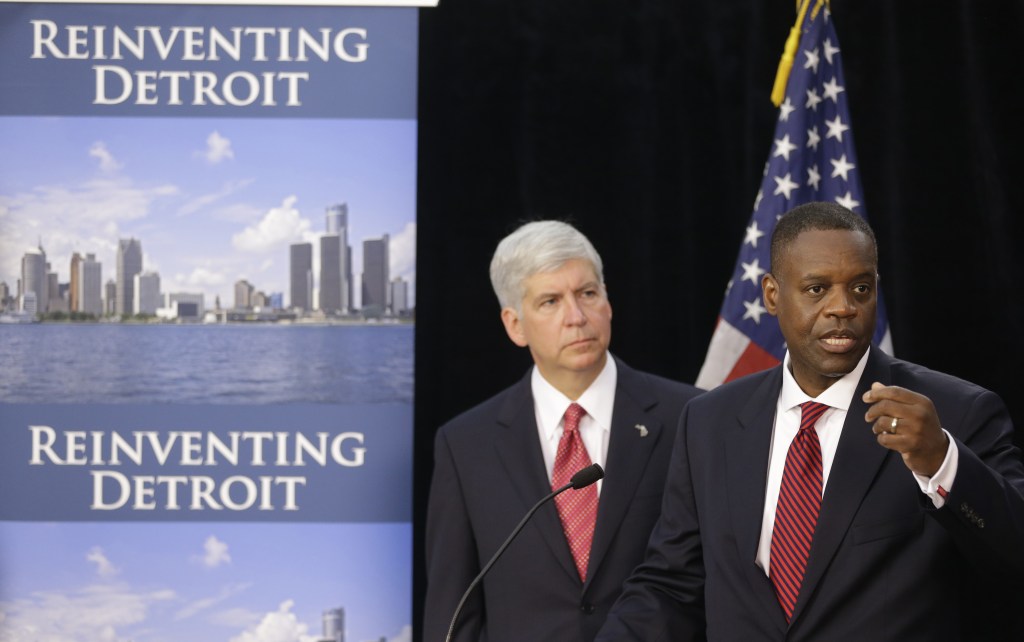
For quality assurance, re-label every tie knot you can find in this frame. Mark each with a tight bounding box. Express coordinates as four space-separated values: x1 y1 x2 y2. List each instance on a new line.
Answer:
563 403 586 434
799 401 830 431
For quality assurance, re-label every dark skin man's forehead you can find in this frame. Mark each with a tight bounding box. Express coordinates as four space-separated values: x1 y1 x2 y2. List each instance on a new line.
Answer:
773 229 877 279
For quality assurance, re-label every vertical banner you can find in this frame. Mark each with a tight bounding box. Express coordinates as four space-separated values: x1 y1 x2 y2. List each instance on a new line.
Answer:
0 2 419 641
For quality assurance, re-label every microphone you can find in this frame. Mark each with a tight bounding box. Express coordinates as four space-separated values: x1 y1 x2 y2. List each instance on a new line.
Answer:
444 463 604 642
569 462 604 490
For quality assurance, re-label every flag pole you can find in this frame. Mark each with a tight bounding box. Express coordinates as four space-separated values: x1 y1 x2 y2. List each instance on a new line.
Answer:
771 0 818 107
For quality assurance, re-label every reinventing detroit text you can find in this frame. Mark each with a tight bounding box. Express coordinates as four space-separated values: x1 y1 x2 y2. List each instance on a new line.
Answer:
30 425 367 511
30 19 370 107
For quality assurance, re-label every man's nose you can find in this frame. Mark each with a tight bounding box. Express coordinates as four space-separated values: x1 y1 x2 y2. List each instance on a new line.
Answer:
825 289 857 318
564 297 587 325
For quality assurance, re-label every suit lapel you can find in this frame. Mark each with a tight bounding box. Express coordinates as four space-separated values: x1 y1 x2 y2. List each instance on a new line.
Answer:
726 366 789 635
493 371 580 583
584 361 663 590
791 349 895 624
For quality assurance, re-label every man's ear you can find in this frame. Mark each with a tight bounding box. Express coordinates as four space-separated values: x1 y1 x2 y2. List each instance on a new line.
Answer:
500 307 529 347
762 273 780 316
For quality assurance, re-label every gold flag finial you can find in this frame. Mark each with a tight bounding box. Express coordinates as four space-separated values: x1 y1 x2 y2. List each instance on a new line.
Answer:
770 0 822 106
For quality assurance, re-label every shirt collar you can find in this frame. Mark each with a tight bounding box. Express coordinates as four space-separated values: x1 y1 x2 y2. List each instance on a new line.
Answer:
532 354 617 441
779 346 871 412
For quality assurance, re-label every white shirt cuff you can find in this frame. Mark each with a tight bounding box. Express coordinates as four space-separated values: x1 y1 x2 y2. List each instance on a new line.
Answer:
912 429 958 508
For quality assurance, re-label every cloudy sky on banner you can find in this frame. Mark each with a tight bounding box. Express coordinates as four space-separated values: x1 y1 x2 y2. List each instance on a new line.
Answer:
0 522 412 642
0 116 416 309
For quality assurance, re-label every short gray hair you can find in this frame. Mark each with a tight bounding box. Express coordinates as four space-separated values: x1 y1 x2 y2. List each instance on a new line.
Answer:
489 220 605 311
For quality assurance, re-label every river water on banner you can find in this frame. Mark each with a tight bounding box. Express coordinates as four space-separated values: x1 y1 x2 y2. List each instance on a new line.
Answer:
0 322 413 404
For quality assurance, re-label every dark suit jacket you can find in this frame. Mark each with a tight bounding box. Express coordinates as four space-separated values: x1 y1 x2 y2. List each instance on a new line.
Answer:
423 357 701 642
598 348 1024 641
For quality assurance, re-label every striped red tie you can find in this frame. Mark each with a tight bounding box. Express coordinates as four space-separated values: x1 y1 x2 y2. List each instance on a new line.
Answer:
770 401 828 622
551 402 598 582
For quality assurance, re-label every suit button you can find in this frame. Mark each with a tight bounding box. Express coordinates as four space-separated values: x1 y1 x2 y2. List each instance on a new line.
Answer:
580 603 595 614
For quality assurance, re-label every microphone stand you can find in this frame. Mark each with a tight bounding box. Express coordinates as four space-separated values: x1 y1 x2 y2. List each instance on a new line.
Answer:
444 463 604 642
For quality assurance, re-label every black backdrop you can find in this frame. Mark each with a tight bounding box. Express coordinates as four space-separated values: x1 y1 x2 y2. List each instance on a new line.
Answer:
412 1 1024 637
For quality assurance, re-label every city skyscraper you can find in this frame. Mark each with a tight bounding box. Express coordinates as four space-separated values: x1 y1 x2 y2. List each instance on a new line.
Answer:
362 234 389 314
322 607 344 642
46 270 63 312
69 252 82 312
21 291 38 315
116 238 142 316
289 242 313 312
325 202 347 235
20 244 47 313
323 203 351 313
345 246 353 311
134 271 161 315
319 234 346 314
78 253 103 316
390 276 408 316
104 279 116 315
234 279 254 310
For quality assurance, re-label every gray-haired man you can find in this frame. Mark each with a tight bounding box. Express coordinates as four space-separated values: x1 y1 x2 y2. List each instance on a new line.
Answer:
424 220 701 641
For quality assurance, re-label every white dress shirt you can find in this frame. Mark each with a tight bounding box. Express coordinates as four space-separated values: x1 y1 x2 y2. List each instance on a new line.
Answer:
532 355 616 495
754 348 959 574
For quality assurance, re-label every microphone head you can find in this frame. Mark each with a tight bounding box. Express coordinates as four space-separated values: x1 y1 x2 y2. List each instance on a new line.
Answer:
570 463 604 489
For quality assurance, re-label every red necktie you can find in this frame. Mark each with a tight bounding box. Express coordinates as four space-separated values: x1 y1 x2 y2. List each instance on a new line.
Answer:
770 401 828 622
551 402 598 582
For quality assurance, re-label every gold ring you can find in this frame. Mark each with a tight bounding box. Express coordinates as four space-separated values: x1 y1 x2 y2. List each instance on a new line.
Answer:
890 417 899 434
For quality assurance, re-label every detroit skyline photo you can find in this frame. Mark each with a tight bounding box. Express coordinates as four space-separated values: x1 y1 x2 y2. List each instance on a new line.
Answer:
0 116 416 318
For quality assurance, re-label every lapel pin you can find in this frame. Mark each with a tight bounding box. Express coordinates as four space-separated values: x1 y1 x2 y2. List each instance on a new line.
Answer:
635 424 648 437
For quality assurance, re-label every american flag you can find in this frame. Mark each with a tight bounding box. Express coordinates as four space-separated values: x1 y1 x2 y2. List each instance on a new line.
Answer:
696 2 892 389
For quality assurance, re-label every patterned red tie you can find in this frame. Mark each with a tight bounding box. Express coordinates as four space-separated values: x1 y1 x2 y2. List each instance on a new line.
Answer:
551 402 599 582
770 401 828 622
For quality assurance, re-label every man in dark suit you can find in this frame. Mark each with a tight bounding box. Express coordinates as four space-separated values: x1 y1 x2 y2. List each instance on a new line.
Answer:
423 220 701 642
598 201 1024 641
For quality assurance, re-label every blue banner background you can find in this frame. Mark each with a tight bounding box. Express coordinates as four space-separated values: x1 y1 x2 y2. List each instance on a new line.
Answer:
0 402 411 522
0 3 417 118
